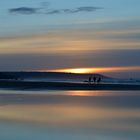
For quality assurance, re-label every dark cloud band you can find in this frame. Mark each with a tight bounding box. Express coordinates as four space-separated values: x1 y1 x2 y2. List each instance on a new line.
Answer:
9 7 38 14
9 4 102 15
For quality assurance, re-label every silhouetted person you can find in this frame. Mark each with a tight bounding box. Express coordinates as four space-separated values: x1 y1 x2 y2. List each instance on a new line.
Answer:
97 77 101 84
88 77 92 84
93 76 96 84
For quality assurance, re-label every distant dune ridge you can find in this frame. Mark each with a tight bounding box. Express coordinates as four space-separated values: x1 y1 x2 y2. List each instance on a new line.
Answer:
0 72 18 80
0 72 110 81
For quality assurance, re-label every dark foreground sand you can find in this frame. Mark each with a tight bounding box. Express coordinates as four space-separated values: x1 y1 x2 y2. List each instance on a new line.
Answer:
0 80 140 90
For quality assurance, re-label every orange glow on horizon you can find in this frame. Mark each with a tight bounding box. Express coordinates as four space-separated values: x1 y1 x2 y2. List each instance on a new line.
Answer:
46 66 140 74
57 68 95 74
47 68 96 74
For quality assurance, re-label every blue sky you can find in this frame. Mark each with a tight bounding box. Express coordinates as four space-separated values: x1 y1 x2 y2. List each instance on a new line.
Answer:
1 0 140 35
0 0 140 78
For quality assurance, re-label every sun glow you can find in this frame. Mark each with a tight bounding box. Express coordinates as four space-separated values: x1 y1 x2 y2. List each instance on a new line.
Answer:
48 68 97 74
47 66 140 74
61 68 94 74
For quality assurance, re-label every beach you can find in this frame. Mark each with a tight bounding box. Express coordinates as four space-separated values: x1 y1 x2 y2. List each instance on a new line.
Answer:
0 0 140 139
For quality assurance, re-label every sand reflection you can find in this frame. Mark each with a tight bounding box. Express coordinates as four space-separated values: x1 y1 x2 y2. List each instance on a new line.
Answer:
0 90 140 133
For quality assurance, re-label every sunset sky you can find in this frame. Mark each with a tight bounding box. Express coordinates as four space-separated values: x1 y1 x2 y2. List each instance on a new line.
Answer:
0 0 140 78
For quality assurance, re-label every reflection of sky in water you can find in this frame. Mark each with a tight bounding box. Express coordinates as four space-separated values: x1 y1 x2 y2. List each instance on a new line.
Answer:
0 90 140 140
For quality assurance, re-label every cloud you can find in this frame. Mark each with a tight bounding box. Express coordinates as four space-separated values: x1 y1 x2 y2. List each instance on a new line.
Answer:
43 6 102 15
59 6 101 14
72 6 102 13
46 10 61 15
8 2 102 15
9 7 38 14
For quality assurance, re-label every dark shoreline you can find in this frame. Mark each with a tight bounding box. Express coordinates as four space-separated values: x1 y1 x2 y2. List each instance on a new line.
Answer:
0 80 140 90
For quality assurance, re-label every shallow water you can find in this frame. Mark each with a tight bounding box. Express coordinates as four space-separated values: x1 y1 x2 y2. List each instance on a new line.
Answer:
0 90 140 140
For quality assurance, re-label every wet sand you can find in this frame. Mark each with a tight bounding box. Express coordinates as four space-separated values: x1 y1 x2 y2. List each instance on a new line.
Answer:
0 90 140 140
0 81 140 90
0 80 140 90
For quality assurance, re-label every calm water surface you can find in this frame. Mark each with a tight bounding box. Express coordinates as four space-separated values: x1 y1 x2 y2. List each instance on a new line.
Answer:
0 90 140 140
